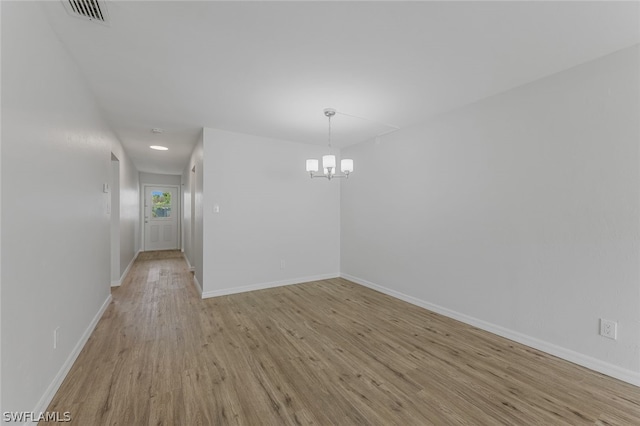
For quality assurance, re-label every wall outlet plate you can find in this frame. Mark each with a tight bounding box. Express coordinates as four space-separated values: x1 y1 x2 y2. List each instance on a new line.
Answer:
600 318 617 340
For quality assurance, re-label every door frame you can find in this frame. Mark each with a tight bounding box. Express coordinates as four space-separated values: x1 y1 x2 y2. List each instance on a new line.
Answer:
141 184 181 251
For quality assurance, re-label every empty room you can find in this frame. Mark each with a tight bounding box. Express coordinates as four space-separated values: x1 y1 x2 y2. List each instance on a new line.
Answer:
1 1 639 424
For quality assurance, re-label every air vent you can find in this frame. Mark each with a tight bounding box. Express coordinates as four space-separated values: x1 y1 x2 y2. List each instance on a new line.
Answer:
62 0 109 25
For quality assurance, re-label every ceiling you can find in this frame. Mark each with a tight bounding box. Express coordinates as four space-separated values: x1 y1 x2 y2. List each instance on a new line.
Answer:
41 1 639 174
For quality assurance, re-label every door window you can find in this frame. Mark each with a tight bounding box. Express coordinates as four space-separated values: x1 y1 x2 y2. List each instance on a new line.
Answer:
151 190 172 218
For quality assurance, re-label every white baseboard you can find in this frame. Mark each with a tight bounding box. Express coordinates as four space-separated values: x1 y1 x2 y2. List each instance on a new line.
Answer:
30 294 112 421
192 274 202 296
181 253 201 296
110 250 140 287
183 253 196 273
341 273 640 388
202 273 340 299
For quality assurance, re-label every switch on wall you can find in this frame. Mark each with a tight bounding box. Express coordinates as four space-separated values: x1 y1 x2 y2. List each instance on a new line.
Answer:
214 204 220 213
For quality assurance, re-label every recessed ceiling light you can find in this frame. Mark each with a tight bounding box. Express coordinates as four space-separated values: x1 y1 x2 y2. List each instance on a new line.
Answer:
151 128 164 134
150 145 168 151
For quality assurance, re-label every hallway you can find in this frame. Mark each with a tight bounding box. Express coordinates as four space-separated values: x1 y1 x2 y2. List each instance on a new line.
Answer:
45 251 199 424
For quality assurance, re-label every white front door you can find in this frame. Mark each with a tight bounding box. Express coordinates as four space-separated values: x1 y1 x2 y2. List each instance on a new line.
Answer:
144 186 178 251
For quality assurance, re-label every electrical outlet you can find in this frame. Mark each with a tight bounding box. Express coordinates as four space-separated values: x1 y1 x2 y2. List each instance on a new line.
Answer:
600 319 617 340
280 259 285 269
54 327 60 349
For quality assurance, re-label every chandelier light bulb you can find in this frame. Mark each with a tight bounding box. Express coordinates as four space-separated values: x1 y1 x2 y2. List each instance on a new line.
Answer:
322 155 336 170
341 159 353 173
306 159 319 172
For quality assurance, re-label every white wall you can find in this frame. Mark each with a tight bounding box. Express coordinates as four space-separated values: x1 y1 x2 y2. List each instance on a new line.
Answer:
182 166 192 265
1 1 137 414
201 128 340 297
111 143 140 281
110 159 121 282
139 172 182 186
0 0 3 411
183 133 204 289
341 45 640 384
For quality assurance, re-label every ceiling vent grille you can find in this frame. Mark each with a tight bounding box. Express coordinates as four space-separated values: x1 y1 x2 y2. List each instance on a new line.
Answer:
62 0 110 25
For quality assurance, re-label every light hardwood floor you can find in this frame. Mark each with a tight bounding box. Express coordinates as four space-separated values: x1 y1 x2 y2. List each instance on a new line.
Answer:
45 250 640 425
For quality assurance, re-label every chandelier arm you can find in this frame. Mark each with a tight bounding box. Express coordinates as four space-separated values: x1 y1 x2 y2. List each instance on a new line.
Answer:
309 175 350 179
309 173 349 180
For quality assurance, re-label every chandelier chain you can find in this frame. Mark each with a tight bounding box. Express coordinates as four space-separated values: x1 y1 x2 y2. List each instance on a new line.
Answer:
328 114 332 153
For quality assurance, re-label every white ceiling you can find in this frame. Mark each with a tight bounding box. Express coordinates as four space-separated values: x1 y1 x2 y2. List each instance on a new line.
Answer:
41 1 639 174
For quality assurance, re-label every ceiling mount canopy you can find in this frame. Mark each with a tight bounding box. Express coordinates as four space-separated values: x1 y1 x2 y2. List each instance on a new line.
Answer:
306 108 354 180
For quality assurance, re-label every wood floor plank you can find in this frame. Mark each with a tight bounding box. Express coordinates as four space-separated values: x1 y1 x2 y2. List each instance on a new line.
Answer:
44 251 640 425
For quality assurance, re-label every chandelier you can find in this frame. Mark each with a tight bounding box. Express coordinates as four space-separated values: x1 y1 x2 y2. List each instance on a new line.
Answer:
306 108 353 180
